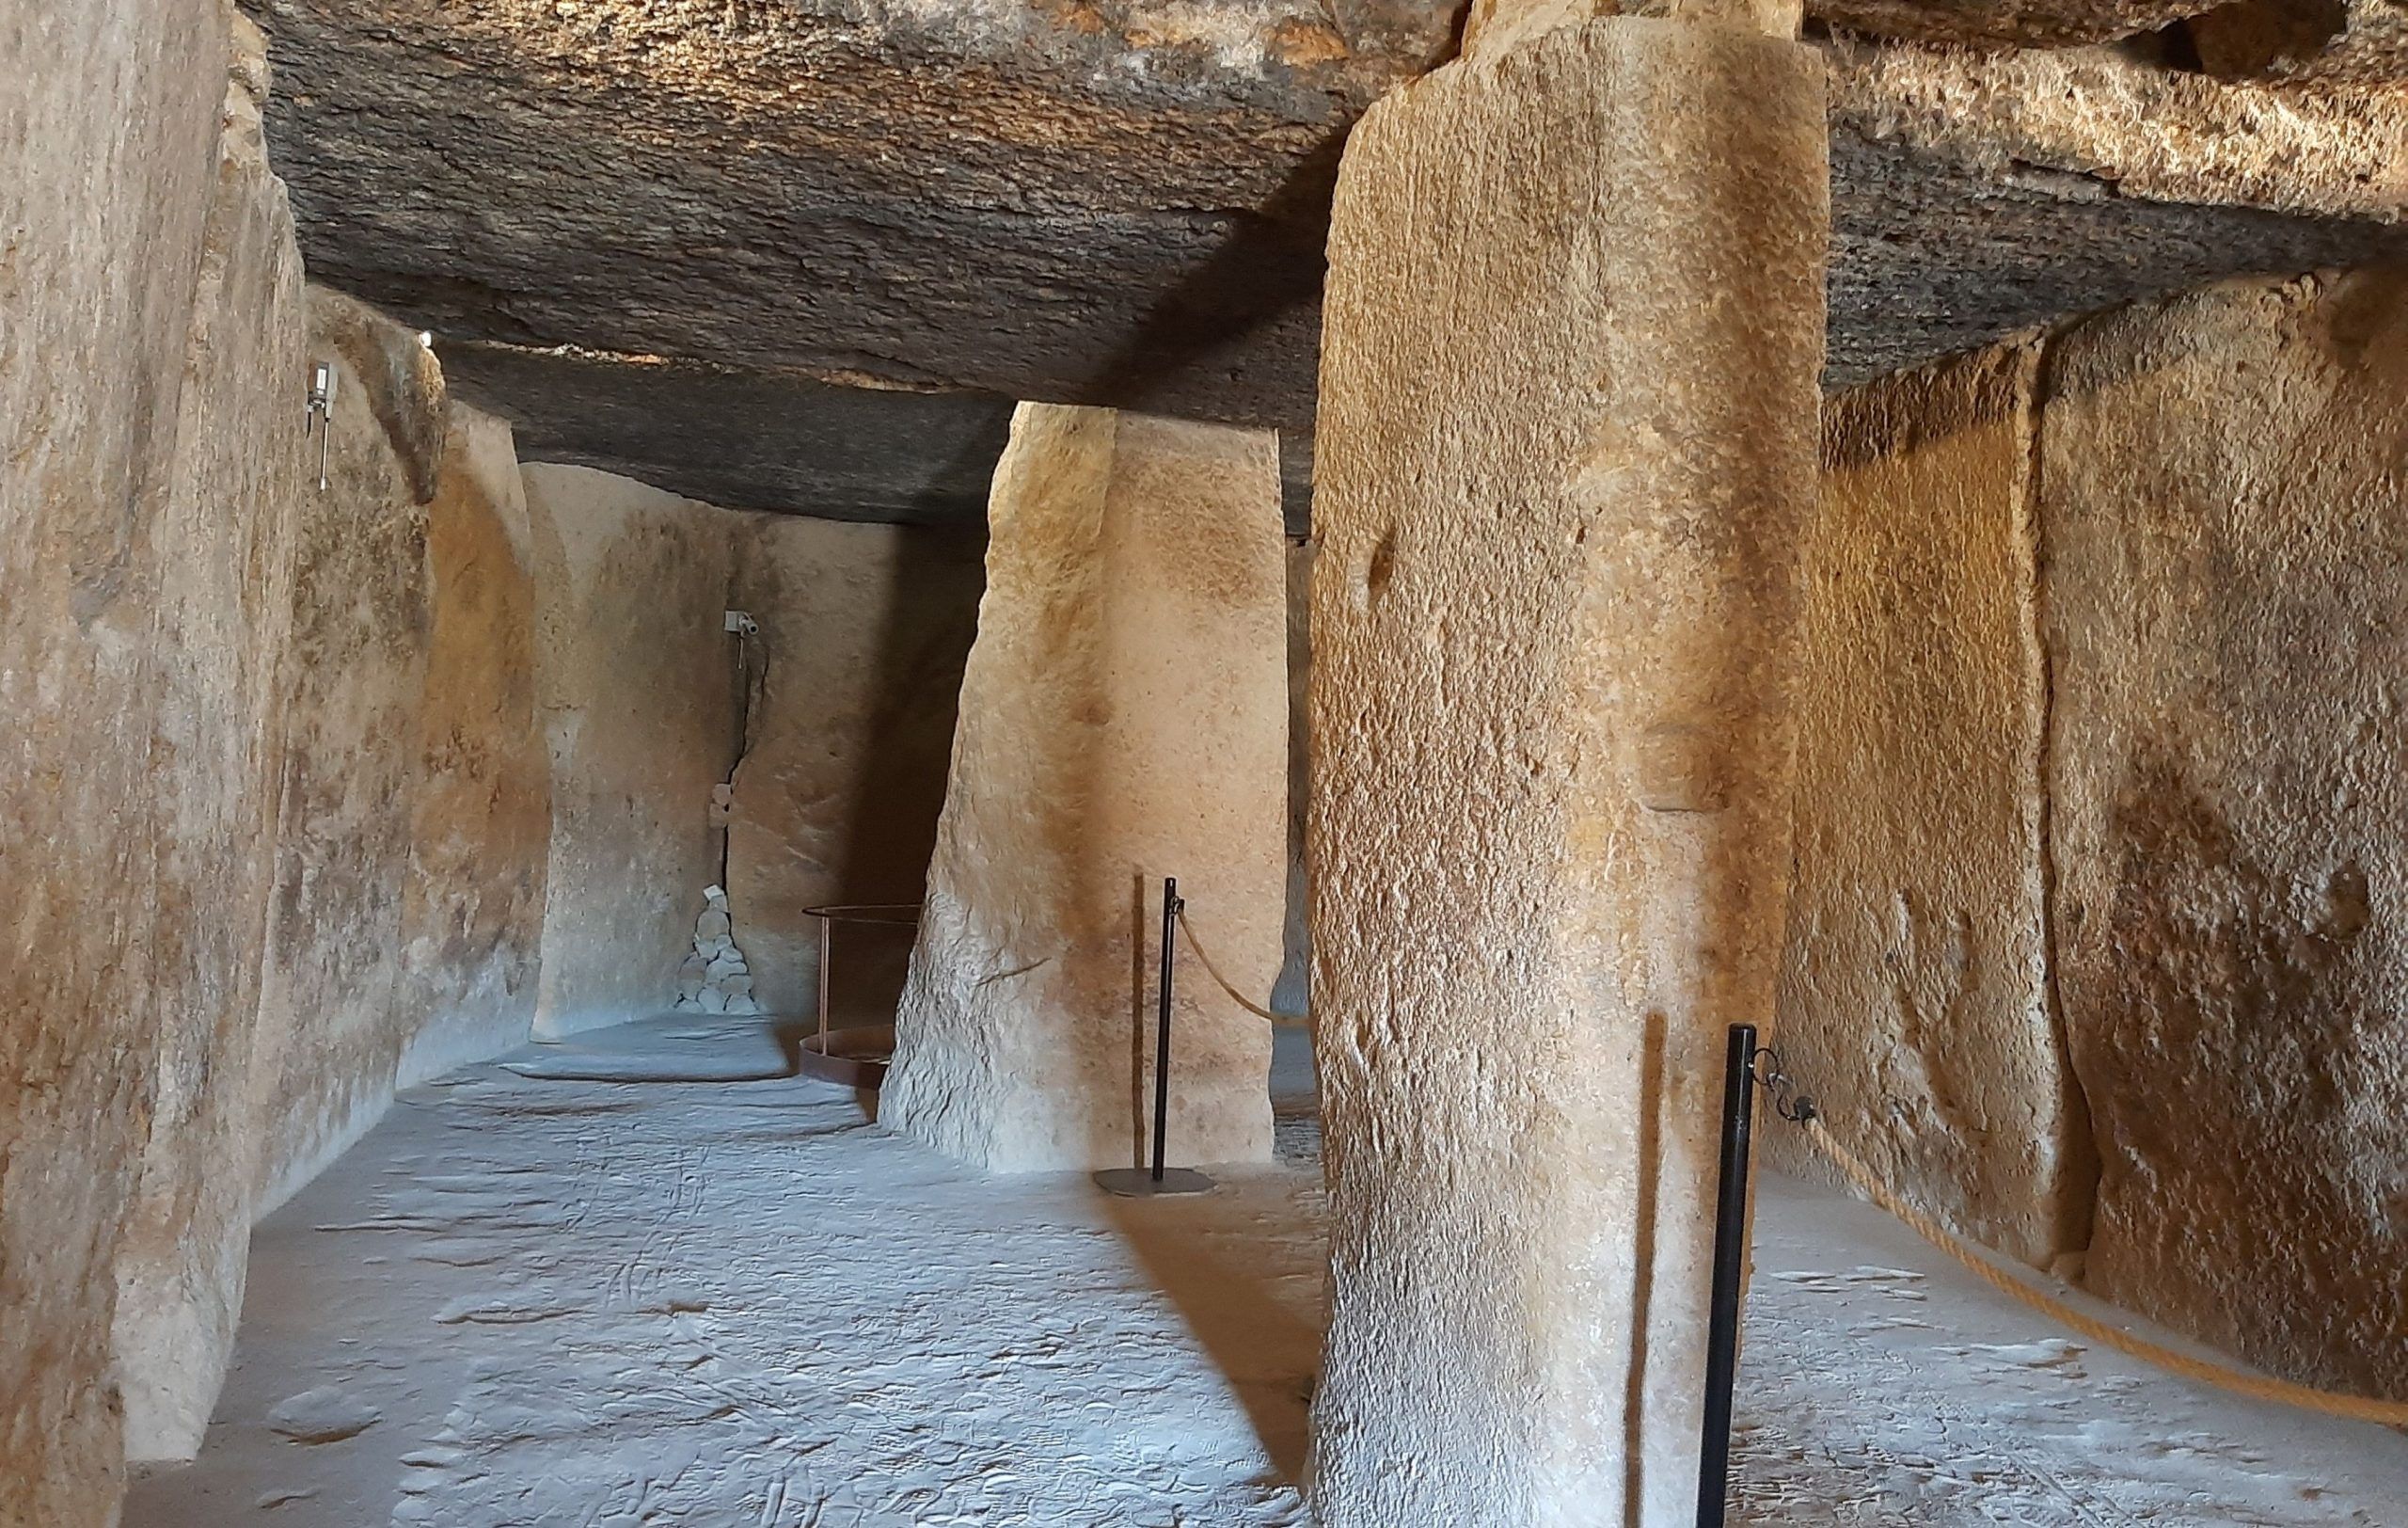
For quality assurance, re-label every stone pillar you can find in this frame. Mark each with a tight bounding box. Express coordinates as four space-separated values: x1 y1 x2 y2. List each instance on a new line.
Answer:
1306 11 1827 1526
886 404 1286 1173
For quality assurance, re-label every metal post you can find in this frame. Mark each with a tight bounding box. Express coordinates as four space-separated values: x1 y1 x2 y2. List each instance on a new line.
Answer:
1092 877 1212 1197
816 914 832 1058
1150 876 1180 1182
1697 1023 1758 1528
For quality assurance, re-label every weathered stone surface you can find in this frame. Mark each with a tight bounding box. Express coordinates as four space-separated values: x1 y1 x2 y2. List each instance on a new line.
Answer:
1771 344 2095 1270
0 2 229 1514
444 342 1019 524
2040 267 2408 1400
888 406 1286 1173
244 289 442 1212
1306 18 1825 1522
112 18 310 1464
1815 0 2208 46
245 3 2408 517
524 466 737 1038
723 517 984 1020
246 0 1455 427
392 408 552 1088
1824 40 2408 389
2189 0 2408 87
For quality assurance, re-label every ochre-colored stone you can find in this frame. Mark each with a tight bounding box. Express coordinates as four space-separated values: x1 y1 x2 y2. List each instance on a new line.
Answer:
1771 343 2095 1271
1306 17 1826 1523
112 21 310 1462
393 408 552 1087
0 7 234 1514
2040 268 2408 1402
523 465 737 1038
887 406 1287 1173
723 516 983 1020
244 288 443 1212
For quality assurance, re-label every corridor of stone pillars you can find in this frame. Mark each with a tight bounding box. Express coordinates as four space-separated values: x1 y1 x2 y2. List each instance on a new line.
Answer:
11 1 2408 1525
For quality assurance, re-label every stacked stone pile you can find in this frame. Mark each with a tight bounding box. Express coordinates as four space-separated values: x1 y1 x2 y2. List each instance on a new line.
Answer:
676 886 760 1015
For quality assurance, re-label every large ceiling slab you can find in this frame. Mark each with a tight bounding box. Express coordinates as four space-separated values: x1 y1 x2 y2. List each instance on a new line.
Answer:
249 0 2408 522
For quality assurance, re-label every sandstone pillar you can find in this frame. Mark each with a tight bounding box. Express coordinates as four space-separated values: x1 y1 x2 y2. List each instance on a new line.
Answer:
886 405 1286 1173
1305 11 1827 1524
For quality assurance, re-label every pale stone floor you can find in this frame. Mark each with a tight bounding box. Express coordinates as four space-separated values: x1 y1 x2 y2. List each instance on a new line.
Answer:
127 1018 2408 1526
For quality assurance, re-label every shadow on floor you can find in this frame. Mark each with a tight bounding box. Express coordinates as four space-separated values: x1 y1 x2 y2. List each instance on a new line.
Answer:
1092 1024 1325 1486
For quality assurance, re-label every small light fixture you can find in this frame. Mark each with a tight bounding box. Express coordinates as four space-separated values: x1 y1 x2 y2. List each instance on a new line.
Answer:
306 361 337 489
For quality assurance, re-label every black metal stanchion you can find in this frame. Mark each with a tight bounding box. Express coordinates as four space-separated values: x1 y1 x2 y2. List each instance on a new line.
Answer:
1697 1022 1758 1528
1095 876 1212 1198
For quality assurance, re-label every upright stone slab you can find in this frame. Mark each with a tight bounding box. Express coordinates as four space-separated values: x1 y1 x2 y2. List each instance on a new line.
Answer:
243 289 444 1213
1771 345 2095 1271
521 466 737 1039
2042 269 2408 1401
886 406 1286 1173
1307 16 1827 1524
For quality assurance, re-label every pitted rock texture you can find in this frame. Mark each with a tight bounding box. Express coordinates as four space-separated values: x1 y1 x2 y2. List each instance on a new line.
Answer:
1306 19 1825 1523
524 465 738 1039
2190 0 2408 87
244 288 444 1214
246 5 2408 517
887 406 1286 1174
1771 344 2096 1271
112 19 311 1464
2040 267 2408 1403
245 0 1457 427
723 516 984 1021
392 408 552 1089
3 5 260 1512
444 343 1018 525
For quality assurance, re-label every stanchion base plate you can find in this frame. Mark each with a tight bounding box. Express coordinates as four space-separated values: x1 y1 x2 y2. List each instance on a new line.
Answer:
1093 1167 1214 1198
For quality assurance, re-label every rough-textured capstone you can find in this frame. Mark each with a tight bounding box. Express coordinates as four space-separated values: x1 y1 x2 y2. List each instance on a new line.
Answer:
523 465 737 1039
1771 343 2096 1271
1306 16 1825 1522
723 516 984 1020
111 16 310 1463
886 406 1287 1173
245 2 2408 520
2041 267 2408 1402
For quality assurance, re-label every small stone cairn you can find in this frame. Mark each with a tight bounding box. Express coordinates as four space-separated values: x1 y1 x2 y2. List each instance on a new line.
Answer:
676 884 760 1016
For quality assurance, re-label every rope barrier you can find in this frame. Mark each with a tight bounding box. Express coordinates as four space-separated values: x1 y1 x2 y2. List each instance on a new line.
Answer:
1797 1113 2408 1428
1172 906 1308 1027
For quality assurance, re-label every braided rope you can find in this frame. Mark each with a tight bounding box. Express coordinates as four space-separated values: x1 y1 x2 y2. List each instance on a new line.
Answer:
1173 907 1307 1027
1800 1117 2408 1428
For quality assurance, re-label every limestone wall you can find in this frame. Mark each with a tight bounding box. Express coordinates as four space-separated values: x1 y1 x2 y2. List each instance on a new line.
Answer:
2041 269 2408 1401
110 21 311 1462
393 410 552 1088
1773 345 2095 1270
1783 267 2408 1399
242 290 443 1212
723 515 983 1021
524 466 738 1038
1 1 238 1517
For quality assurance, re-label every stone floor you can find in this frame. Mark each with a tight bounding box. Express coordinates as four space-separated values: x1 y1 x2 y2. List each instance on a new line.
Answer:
125 1017 2408 1526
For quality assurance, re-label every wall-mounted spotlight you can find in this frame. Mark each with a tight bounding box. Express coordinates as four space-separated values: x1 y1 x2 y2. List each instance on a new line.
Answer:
306 360 337 490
